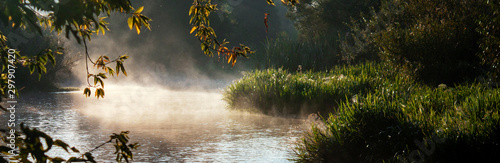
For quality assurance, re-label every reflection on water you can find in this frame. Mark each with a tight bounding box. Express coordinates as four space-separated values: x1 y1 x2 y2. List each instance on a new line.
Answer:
0 86 305 162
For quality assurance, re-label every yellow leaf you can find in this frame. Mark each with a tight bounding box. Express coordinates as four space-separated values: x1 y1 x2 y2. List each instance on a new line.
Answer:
135 24 140 34
190 26 197 34
266 0 275 6
134 6 144 14
189 5 195 15
232 57 237 67
127 17 133 29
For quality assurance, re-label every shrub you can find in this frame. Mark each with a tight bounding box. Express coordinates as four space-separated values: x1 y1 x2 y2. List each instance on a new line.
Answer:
341 0 500 85
476 1 500 81
286 0 382 40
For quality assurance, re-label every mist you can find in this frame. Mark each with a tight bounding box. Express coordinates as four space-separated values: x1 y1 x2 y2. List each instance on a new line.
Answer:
1 1 305 161
66 0 295 90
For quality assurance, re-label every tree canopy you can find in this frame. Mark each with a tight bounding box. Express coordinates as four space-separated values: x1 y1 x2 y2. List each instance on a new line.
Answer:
1 0 298 99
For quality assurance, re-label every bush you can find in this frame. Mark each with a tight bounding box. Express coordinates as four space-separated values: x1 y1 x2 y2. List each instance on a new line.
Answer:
476 1 500 81
286 0 381 40
341 0 500 85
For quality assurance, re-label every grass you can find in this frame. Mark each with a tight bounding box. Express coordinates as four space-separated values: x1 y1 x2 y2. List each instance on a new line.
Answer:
223 62 500 162
253 35 341 71
223 62 410 116
295 82 500 162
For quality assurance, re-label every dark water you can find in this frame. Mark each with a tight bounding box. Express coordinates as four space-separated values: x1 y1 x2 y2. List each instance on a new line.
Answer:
0 86 305 162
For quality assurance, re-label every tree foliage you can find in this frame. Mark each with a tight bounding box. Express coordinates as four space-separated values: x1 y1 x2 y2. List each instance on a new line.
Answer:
0 0 151 98
0 124 138 163
189 0 298 67
0 0 149 162
341 0 500 85
286 0 381 40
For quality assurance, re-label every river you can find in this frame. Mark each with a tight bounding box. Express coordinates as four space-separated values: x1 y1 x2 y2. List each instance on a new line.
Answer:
0 85 306 162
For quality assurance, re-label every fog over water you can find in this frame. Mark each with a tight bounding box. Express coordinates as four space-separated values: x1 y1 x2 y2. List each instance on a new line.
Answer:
0 1 306 161
0 85 305 161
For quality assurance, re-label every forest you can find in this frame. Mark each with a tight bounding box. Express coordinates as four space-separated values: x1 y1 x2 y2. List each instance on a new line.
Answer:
1 0 500 162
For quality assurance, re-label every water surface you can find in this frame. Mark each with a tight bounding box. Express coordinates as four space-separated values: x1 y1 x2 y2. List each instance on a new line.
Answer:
1 86 305 162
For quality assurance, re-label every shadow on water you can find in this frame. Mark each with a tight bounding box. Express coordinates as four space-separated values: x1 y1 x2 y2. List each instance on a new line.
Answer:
1 85 306 162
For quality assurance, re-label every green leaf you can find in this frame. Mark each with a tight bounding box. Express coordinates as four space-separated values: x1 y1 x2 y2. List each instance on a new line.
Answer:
120 64 127 76
94 75 98 86
98 73 108 79
29 64 35 74
99 78 104 88
108 67 115 76
116 61 121 76
48 51 56 65
39 52 48 64
38 64 47 73
120 54 129 60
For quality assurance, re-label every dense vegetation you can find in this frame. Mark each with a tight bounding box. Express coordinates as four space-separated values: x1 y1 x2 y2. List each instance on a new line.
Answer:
224 0 500 162
224 62 402 116
292 63 500 162
225 61 500 162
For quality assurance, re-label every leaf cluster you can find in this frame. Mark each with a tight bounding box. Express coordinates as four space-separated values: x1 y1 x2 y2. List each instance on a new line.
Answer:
0 124 139 162
127 6 151 35
189 0 298 67
0 123 80 162
0 33 62 100
0 0 150 43
1 0 151 99
83 54 128 98
110 131 139 163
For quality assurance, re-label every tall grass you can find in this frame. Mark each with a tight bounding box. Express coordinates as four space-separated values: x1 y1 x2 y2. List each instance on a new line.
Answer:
253 35 341 71
223 62 412 116
293 73 500 162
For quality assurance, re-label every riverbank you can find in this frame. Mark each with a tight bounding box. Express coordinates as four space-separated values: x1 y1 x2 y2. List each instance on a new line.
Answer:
224 62 500 162
223 62 408 117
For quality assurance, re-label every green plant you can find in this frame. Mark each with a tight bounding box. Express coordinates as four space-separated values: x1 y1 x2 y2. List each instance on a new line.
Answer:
294 75 500 162
0 124 138 163
342 0 499 85
255 34 341 71
223 62 410 116
286 0 382 40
